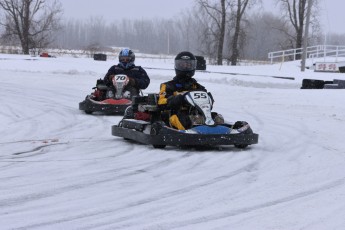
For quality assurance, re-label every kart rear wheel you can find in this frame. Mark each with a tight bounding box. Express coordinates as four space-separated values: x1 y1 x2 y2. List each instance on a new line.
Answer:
151 122 166 149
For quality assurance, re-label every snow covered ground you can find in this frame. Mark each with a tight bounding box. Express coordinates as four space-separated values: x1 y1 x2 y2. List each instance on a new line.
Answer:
0 53 344 230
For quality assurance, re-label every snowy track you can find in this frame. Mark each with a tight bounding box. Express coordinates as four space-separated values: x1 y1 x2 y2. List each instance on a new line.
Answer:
1 56 345 230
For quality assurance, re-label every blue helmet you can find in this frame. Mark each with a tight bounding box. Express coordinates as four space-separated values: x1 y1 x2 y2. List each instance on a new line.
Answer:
119 48 135 69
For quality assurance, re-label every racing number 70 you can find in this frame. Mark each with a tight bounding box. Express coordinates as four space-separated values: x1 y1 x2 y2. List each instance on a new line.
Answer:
116 75 127 81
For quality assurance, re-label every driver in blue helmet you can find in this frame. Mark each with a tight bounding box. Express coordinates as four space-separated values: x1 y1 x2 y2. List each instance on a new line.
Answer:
103 48 150 97
158 51 223 130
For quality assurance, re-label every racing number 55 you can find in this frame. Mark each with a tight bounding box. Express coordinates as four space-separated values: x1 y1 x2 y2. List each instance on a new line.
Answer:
194 92 207 99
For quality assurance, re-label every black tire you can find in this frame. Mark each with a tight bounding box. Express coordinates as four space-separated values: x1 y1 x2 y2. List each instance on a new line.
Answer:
301 79 325 89
334 79 345 88
235 144 248 149
195 56 206 70
150 122 166 149
94 53 107 61
85 110 92 114
123 106 134 119
153 144 166 149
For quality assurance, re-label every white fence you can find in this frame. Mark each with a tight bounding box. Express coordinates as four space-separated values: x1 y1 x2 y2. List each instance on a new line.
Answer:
308 45 345 61
268 45 345 64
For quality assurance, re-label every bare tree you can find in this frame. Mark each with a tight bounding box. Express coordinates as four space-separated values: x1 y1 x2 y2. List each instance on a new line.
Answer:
229 0 255 65
0 0 62 54
197 0 229 65
191 8 216 59
276 0 319 59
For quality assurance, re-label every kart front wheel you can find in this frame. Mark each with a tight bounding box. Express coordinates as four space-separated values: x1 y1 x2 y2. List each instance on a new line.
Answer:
234 144 248 149
152 144 166 149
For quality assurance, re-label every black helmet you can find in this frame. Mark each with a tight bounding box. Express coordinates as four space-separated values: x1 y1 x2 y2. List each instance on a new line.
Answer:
174 51 197 78
119 48 135 69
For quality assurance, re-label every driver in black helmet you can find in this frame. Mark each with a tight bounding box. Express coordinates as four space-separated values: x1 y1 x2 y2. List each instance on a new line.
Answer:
102 48 150 97
158 51 222 130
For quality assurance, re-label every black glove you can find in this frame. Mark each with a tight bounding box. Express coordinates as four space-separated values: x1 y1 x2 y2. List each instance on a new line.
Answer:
108 74 115 81
168 94 185 108
177 94 185 104
127 77 136 86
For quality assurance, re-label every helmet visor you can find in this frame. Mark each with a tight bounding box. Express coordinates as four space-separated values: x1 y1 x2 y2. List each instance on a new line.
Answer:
119 56 132 63
175 59 197 71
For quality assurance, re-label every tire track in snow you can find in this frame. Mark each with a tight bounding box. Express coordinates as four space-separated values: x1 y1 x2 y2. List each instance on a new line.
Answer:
11 159 261 230
140 176 345 230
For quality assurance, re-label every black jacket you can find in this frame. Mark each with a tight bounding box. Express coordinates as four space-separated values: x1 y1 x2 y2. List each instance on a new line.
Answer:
158 76 206 110
104 64 150 89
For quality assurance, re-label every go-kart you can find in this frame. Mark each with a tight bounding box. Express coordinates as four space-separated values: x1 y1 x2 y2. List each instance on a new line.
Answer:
79 74 140 115
111 91 259 149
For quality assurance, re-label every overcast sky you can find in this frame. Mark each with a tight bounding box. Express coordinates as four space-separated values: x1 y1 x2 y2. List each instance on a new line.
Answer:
59 0 345 35
59 0 194 21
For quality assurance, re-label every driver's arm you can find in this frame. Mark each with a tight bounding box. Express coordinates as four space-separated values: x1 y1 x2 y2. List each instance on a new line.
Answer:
158 83 185 109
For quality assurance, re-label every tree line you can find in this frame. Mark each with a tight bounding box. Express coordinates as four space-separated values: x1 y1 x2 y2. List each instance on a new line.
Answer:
1 0 345 65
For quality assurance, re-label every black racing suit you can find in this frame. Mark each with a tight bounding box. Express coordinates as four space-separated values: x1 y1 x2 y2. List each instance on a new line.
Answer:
158 76 207 130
